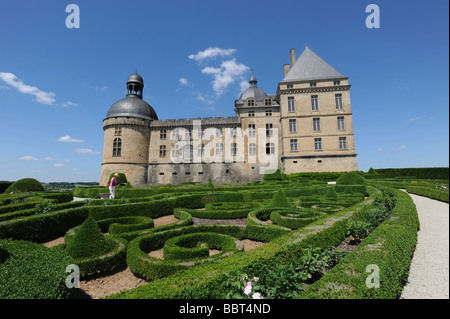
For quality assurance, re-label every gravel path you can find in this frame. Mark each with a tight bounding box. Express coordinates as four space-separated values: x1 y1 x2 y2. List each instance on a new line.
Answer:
400 192 449 299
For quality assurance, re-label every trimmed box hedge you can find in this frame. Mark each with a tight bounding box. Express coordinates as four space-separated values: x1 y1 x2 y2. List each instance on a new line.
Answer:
109 189 377 299
298 187 419 299
405 186 449 203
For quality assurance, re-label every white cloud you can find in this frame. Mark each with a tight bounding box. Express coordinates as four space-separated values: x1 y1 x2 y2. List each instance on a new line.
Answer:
188 47 237 62
390 145 406 151
405 116 422 125
72 168 78 171
61 101 78 107
44 157 54 161
75 148 100 155
377 148 383 152
58 135 84 143
195 92 215 105
18 155 38 161
179 78 190 86
239 80 250 93
54 163 65 168
0 72 56 105
201 59 250 96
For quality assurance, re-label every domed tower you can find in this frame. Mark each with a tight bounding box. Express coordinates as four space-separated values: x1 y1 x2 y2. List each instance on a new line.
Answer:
100 72 158 186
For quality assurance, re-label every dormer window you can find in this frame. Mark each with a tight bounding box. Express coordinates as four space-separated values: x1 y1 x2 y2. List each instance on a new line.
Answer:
264 98 272 106
247 99 255 106
310 82 317 87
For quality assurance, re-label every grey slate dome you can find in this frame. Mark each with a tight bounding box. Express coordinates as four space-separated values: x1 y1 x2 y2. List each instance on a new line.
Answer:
106 72 158 120
127 73 144 84
239 74 267 100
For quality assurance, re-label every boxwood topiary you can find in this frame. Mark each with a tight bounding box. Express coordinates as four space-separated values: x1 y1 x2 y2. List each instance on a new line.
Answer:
5 178 44 193
267 189 291 208
336 172 367 185
0 239 75 299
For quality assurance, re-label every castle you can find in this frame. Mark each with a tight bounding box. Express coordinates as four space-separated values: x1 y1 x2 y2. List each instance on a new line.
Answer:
100 46 358 186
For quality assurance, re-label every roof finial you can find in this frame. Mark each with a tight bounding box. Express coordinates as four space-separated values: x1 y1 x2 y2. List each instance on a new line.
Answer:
135 69 138 74
305 43 308 48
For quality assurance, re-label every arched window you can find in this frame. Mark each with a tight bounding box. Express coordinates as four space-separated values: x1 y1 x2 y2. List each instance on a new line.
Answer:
113 138 122 157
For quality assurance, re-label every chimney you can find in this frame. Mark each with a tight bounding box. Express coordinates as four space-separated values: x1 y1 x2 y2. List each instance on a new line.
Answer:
283 64 290 77
290 48 296 67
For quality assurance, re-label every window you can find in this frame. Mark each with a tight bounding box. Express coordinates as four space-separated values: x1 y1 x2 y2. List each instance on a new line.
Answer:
185 128 192 140
182 144 193 161
247 99 255 106
172 128 180 140
313 118 321 131
248 124 256 137
248 111 255 117
249 142 256 155
288 97 295 112
112 138 121 157
114 127 121 136
266 123 273 136
335 94 343 110
265 110 272 117
197 144 205 157
289 119 297 132
230 127 238 137
314 138 322 150
266 142 275 155
339 137 348 149
171 144 180 158
231 143 237 156
287 84 293 89
334 81 341 85
160 129 167 139
311 95 319 111
337 116 345 130
310 82 317 87
159 145 166 158
290 139 298 151
264 98 272 106
216 142 223 156
216 128 223 137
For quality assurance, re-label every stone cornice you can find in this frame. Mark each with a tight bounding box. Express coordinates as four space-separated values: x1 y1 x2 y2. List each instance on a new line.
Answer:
278 85 351 96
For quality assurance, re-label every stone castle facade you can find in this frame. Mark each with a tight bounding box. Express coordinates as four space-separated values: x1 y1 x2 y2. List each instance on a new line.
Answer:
100 47 358 186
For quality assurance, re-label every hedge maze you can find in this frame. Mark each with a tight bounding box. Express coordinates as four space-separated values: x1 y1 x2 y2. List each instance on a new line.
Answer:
0 173 429 299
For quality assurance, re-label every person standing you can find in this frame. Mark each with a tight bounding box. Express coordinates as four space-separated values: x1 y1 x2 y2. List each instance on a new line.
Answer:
108 173 119 199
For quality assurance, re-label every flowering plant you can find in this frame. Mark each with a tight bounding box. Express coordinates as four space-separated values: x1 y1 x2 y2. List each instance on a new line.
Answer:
221 273 265 299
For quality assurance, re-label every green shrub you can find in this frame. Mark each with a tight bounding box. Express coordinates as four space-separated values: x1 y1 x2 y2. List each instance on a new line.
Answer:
109 172 128 184
207 178 214 188
5 178 44 193
375 167 449 180
267 189 291 208
64 216 127 277
405 186 449 203
299 188 419 299
34 199 57 215
0 239 75 299
336 172 367 185
345 220 372 244
325 187 338 199
0 182 14 194
65 216 114 259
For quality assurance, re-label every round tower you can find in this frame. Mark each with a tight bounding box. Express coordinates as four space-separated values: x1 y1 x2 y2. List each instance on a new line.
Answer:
100 72 158 186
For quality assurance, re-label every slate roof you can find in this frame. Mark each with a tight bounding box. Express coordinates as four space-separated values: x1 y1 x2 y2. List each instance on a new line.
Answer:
281 47 346 82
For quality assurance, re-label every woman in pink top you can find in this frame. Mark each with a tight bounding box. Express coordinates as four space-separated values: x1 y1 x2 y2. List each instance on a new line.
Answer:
108 173 119 199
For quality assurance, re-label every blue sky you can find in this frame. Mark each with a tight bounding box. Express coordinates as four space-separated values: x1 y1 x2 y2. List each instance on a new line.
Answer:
0 0 448 182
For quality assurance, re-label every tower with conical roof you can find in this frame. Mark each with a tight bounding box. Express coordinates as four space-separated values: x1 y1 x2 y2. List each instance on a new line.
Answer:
100 72 158 186
276 46 358 174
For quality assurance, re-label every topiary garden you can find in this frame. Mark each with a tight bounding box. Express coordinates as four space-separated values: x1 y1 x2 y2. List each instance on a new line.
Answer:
0 172 429 299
